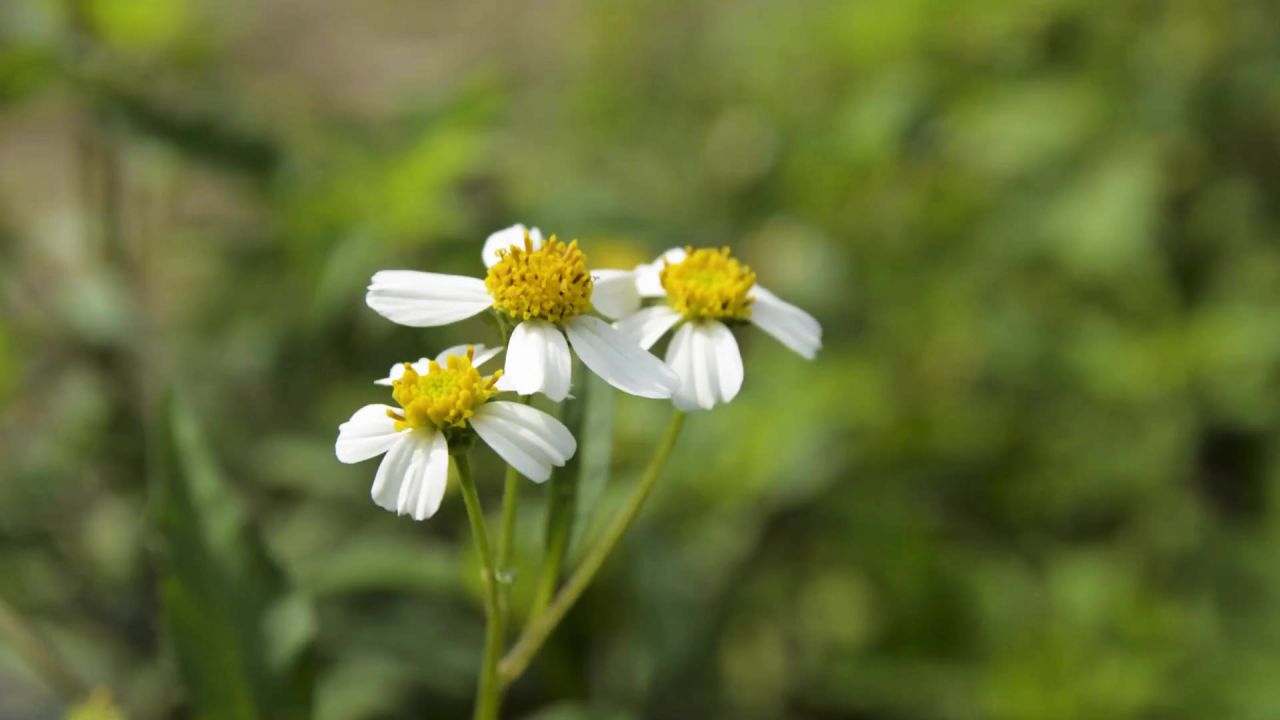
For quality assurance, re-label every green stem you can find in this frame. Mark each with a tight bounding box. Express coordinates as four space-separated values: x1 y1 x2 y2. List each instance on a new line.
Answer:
498 410 686 685
455 452 502 720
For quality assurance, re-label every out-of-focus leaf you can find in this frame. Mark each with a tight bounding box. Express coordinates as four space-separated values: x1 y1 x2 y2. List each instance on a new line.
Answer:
524 701 639 720
279 80 500 255
90 84 280 177
149 393 314 720
314 655 414 720
295 536 459 597
64 688 126 720
540 363 617 584
83 0 189 52
569 370 614 559
536 388 584 609
0 44 58 105
0 322 14 403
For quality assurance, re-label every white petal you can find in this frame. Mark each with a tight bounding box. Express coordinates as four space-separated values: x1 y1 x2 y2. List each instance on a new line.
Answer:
591 269 642 319
665 323 702 411
471 402 575 482
503 320 573 401
482 224 544 268
374 364 400 387
702 321 743 404
564 315 678 399
749 285 822 360
433 343 502 369
365 271 493 327
664 321 741 411
336 404 404 462
395 447 422 515
374 358 431 386
477 401 577 459
634 247 687 297
410 431 450 520
614 305 683 350
370 433 418 512
372 431 450 521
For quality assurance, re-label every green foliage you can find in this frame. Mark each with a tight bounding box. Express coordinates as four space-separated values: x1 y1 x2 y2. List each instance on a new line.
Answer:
3 0 1280 718
150 395 315 720
570 372 616 559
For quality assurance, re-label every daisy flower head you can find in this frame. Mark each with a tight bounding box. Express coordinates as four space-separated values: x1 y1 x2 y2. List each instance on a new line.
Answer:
609 246 822 412
365 224 678 402
335 346 576 520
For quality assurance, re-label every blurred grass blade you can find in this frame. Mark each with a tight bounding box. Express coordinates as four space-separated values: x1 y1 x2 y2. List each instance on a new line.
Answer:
569 371 614 559
149 393 314 720
531 370 614 616
528 370 614 619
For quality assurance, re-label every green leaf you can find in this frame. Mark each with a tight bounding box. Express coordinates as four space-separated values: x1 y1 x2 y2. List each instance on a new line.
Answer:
544 368 615 567
294 535 460 597
569 371 615 559
531 369 615 614
149 393 314 720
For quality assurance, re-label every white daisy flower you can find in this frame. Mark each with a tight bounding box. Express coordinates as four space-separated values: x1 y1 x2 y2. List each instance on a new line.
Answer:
335 346 576 520
607 246 822 412
365 224 678 402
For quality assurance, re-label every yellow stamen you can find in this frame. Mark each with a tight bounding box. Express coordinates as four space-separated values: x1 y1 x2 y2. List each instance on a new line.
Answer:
389 346 503 430
660 246 756 321
484 232 593 323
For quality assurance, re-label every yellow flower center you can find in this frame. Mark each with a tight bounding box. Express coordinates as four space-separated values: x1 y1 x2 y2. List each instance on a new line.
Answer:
660 246 757 321
485 234 593 323
388 347 502 430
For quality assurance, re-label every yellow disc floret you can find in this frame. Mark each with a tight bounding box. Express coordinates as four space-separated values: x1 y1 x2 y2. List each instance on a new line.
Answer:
660 246 757 321
485 233 593 323
388 347 502 430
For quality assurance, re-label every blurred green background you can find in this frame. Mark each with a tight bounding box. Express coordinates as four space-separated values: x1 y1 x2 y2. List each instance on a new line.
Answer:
3 0 1280 718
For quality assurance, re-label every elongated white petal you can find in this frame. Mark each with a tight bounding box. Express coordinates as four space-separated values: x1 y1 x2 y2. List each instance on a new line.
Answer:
482 224 544 268
665 323 702 411
394 441 424 516
633 247 687 297
471 401 575 482
410 430 450 520
564 315 678 399
591 269 643 319
749 285 822 360
370 431 450 521
614 305 683 350
433 343 502 368
478 401 577 459
336 404 404 462
365 271 493 327
502 320 573 401
370 433 418 512
665 321 742 411
702 320 744 404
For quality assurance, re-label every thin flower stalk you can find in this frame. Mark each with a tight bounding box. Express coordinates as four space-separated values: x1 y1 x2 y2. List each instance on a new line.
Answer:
500 410 687 685
454 452 503 720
